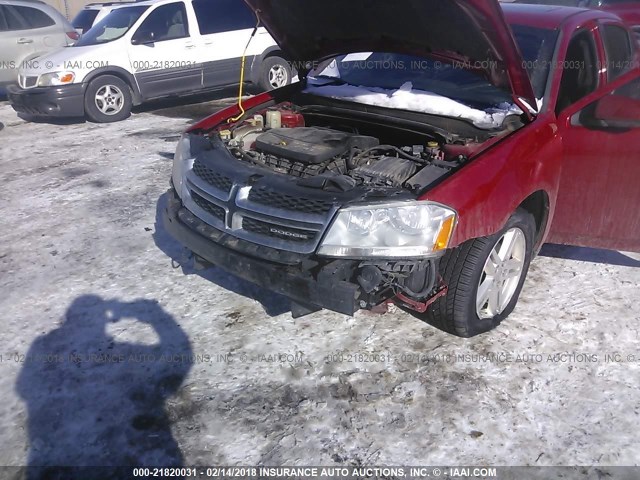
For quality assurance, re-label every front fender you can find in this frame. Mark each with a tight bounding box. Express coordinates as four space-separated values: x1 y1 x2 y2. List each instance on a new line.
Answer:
424 115 562 248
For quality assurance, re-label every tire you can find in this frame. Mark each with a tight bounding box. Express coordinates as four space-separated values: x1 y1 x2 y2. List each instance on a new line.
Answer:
425 209 536 337
84 75 133 123
258 56 292 91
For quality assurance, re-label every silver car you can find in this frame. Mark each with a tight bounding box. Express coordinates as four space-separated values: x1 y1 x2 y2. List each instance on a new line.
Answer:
0 0 78 88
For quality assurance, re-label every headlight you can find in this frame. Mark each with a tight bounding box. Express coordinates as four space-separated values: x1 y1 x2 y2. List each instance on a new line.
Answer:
171 134 193 199
318 201 457 258
37 71 75 87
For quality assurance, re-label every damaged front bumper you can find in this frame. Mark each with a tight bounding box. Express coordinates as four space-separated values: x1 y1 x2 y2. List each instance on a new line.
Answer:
163 189 362 315
163 188 441 316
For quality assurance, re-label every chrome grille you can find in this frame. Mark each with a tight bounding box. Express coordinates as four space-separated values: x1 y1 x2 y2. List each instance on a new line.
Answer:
183 163 338 254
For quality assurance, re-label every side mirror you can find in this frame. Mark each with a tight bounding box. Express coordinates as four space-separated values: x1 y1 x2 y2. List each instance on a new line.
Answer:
594 94 640 128
131 31 155 45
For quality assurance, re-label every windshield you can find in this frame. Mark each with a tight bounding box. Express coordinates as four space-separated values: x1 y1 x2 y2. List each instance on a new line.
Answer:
75 6 148 46
310 25 558 110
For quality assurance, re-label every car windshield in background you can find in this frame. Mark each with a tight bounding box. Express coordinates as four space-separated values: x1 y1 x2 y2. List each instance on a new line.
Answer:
310 25 558 109
72 9 99 32
75 6 148 46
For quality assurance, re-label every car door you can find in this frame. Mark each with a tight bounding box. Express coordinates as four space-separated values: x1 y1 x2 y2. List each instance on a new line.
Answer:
0 4 36 85
12 4 67 50
127 1 202 100
191 0 261 88
550 68 640 253
549 22 640 253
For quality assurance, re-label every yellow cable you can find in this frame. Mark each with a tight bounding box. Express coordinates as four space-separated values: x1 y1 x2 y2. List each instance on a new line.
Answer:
229 19 260 123
228 55 247 123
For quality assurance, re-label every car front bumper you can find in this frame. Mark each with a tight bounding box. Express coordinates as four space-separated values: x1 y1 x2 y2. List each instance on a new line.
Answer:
162 189 363 316
7 83 85 117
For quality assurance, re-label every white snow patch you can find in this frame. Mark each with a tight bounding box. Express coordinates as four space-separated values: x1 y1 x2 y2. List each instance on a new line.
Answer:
305 80 526 129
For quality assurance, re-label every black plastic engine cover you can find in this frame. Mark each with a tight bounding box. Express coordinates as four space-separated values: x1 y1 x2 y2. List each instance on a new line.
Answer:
351 157 418 187
255 127 377 164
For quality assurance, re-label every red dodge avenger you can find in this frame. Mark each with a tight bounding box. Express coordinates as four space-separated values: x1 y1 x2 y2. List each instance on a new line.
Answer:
164 0 640 336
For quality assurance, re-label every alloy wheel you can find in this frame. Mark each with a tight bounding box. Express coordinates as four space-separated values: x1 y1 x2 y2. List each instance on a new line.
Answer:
476 227 527 319
94 84 124 116
268 64 289 89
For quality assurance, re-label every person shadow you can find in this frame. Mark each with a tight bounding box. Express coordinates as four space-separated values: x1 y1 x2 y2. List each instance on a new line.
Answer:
16 295 192 479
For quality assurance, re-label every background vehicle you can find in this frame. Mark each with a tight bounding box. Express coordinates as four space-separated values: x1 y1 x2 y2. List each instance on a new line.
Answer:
0 0 78 87
71 1 134 34
165 0 640 337
500 0 640 38
8 0 292 122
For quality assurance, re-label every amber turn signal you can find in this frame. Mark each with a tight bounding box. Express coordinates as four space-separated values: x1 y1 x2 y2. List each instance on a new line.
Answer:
434 215 456 252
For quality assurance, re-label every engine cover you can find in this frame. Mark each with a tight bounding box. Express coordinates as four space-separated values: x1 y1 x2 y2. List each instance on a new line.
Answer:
351 157 418 187
255 127 378 164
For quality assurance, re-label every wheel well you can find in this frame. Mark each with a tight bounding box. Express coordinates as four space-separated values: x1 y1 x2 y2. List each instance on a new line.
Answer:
518 190 550 249
85 71 141 105
263 49 288 62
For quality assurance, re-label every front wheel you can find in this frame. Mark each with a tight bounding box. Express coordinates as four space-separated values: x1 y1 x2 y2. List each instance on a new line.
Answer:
84 75 132 123
258 56 292 91
424 209 536 337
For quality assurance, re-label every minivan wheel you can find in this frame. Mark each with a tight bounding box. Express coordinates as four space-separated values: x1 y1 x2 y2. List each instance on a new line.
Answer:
424 209 536 337
259 56 292 91
84 75 132 123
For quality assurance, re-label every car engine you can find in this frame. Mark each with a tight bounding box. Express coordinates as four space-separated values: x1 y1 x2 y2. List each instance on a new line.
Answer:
221 108 468 193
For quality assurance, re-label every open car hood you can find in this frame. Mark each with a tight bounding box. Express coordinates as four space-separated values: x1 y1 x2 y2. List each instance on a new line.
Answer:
244 0 537 111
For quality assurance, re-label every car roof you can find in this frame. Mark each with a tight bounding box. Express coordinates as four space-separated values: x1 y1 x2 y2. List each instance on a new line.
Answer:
502 2 621 28
83 0 137 8
85 1 134 6
0 0 48 5
115 0 167 6
0 0 69 15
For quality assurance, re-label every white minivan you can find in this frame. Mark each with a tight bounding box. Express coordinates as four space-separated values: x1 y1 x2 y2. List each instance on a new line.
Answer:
8 0 292 122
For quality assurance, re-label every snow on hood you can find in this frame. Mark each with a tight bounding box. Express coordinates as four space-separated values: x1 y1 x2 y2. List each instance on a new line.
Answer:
305 79 526 130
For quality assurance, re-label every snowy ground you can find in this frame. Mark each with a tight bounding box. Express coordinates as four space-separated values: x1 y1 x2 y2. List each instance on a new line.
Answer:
1 94 640 472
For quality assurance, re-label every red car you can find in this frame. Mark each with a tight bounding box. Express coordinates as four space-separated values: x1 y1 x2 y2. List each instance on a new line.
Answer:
164 0 640 337
504 1 640 38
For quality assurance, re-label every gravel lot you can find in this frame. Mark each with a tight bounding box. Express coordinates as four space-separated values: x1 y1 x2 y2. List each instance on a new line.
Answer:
1 95 640 471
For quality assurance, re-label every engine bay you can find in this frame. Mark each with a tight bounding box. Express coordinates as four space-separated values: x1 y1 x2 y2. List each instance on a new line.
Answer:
179 101 491 315
216 103 478 194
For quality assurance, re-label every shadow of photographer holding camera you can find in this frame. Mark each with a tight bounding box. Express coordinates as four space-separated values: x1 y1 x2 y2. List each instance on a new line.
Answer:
16 295 193 479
